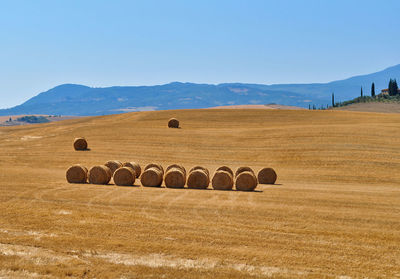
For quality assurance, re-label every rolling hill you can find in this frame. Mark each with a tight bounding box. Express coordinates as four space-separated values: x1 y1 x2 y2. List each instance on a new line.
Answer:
1 64 399 116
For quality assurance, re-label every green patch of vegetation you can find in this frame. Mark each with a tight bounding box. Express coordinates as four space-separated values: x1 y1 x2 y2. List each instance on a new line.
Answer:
16 116 50 123
334 95 400 108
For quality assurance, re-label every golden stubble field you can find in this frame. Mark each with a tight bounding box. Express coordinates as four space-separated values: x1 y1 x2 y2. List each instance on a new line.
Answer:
0 109 399 278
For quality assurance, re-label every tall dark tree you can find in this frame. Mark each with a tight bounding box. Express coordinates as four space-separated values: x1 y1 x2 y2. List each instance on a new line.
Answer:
388 79 397 96
371 82 375 97
361 86 363 97
332 93 335 107
394 79 399 95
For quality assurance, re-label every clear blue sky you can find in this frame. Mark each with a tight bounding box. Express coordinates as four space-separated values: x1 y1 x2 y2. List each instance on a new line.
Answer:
1 0 399 109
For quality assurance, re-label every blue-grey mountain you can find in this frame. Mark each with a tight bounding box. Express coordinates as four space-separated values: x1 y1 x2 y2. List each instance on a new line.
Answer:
1 64 399 116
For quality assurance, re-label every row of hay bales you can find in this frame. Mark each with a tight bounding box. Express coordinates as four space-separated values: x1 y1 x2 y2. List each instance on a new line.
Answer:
66 161 277 191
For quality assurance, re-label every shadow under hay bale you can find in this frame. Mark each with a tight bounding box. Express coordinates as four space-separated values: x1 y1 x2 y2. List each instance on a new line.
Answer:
165 167 186 188
189 166 210 177
73 137 88 151
113 167 136 186
66 164 88 183
235 166 255 177
235 171 258 191
89 165 112 185
216 166 233 177
212 170 233 190
187 168 210 189
168 118 179 128
144 163 164 176
257 167 277 184
123 162 141 178
141 167 163 187
105 160 123 175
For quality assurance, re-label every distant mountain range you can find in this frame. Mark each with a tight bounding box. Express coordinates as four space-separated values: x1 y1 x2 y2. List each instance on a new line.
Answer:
1 64 399 116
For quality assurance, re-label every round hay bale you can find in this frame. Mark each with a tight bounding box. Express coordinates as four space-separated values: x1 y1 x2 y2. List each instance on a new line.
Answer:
88 165 112 185
140 167 163 187
235 171 258 191
165 168 186 188
105 160 123 175
166 164 186 176
168 118 179 128
123 162 141 178
66 164 88 183
144 163 164 176
113 167 136 186
235 166 255 177
187 169 209 189
212 170 233 190
189 166 209 177
257 167 277 184
216 166 233 177
73 137 88 150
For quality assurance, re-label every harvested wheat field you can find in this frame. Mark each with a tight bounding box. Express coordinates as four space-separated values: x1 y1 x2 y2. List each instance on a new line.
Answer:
0 109 400 278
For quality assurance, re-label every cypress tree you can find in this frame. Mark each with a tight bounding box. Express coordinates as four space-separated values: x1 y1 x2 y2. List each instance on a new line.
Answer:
332 93 335 107
394 79 398 95
371 82 375 97
389 79 394 96
361 86 363 97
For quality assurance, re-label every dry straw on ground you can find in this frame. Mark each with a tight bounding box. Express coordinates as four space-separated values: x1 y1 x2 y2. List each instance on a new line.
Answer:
187 168 210 189
165 166 186 188
105 160 123 175
257 167 277 184
113 167 136 186
235 166 255 177
189 166 210 177
166 164 186 176
216 166 233 177
212 170 233 190
73 137 88 150
88 165 112 185
235 171 258 191
168 118 179 128
140 167 163 187
123 162 141 178
144 163 164 176
66 164 88 183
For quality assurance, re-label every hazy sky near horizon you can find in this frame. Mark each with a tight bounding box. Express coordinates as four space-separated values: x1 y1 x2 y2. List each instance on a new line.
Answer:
1 0 400 109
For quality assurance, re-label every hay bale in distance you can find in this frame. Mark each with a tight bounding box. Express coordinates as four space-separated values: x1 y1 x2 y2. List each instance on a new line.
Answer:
113 167 136 186
165 167 186 188
144 163 164 176
235 171 258 191
212 170 233 190
189 166 209 177
166 164 186 176
66 164 88 183
187 169 209 189
257 168 277 184
89 165 112 185
73 137 88 151
216 166 233 177
235 166 255 177
123 162 141 178
105 160 123 175
168 118 179 128
141 167 163 187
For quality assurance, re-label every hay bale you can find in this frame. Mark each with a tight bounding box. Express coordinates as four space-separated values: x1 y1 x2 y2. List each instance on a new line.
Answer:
66 164 88 183
187 169 209 189
166 164 186 176
165 168 186 188
235 166 255 177
168 118 179 128
88 165 112 185
257 167 277 184
123 162 141 178
73 137 88 150
216 166 233 177
141 167 163 187
189 166 209 177
113 167 136 186
105 160 123 175
144 163 164 176
212 170 233 190
235 171 258 191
